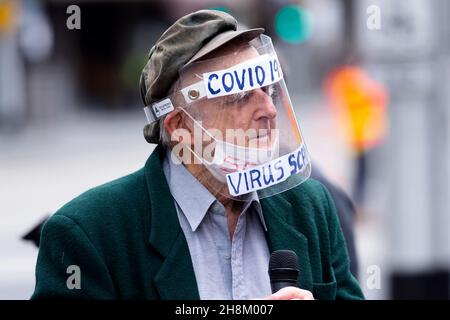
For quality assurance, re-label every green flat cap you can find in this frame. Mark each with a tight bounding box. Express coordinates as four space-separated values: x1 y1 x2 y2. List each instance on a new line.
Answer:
140 9 264 144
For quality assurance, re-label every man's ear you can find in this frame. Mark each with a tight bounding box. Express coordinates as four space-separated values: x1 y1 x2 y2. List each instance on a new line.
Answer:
163 109 191 143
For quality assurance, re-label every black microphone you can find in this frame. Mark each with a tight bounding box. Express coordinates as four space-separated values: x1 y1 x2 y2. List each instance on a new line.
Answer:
268 250 299 293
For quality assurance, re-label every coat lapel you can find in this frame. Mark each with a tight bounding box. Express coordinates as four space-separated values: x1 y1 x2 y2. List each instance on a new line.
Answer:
153 232 200 299
261 194 313 291
144 146 199 299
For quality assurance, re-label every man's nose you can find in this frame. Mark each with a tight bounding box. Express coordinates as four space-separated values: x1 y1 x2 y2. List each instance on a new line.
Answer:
252 88 277 120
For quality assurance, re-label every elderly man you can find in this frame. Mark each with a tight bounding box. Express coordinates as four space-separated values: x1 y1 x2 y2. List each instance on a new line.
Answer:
32 10 364 300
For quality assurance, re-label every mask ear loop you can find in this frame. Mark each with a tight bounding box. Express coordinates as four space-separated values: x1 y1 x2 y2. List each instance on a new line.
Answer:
171 106 219 166
178 106 217 141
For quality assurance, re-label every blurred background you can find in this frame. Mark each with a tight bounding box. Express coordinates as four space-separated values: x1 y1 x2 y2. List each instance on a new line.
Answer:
1 0 449 300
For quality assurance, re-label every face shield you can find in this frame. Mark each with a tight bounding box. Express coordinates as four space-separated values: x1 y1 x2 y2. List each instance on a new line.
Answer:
144 34 311 200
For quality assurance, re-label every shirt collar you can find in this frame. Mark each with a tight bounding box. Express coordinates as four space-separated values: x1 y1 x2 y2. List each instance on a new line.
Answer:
162 150 267 232
239 191 267 231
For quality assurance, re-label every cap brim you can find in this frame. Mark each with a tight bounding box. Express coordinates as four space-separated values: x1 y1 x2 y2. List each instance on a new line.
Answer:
187 28 265 65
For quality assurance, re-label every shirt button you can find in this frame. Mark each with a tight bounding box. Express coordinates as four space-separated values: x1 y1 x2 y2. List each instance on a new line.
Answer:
224 254 231 259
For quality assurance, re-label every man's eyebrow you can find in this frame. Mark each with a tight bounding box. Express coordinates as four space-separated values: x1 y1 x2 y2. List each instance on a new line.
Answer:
234 91 251 99
228 90 252 103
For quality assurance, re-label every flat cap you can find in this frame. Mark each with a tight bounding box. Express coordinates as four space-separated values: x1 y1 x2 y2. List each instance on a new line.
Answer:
140 9 264 144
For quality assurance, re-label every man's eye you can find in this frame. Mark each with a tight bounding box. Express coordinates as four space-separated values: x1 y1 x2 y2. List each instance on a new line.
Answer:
263 85 278 98
223 86 277 106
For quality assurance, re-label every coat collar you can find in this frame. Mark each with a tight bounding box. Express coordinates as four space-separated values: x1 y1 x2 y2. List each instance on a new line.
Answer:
144 145 312 298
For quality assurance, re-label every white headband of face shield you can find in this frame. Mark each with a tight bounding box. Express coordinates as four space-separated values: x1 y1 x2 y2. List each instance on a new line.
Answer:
180 53 283 104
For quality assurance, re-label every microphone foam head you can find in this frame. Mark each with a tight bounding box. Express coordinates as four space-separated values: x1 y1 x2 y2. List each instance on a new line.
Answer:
269 250 299 271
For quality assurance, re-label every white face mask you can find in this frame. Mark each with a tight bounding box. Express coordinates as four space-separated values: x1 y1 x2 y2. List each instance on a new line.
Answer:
203 134 279 183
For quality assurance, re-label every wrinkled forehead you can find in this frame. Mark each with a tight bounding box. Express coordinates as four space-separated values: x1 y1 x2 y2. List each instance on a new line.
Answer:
178 43 260 88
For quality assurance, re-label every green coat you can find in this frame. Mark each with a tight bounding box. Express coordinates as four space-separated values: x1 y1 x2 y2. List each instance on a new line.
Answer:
31 145 364 300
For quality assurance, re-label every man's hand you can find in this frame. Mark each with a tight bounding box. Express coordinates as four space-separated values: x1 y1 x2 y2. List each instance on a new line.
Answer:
263 286 315 300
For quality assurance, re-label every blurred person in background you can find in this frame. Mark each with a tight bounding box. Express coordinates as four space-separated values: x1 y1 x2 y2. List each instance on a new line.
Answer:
325 66 388 209
311 168 359 278
31 10 363 300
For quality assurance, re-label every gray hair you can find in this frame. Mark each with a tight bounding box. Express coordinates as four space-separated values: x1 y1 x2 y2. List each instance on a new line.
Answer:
158 115 172 148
